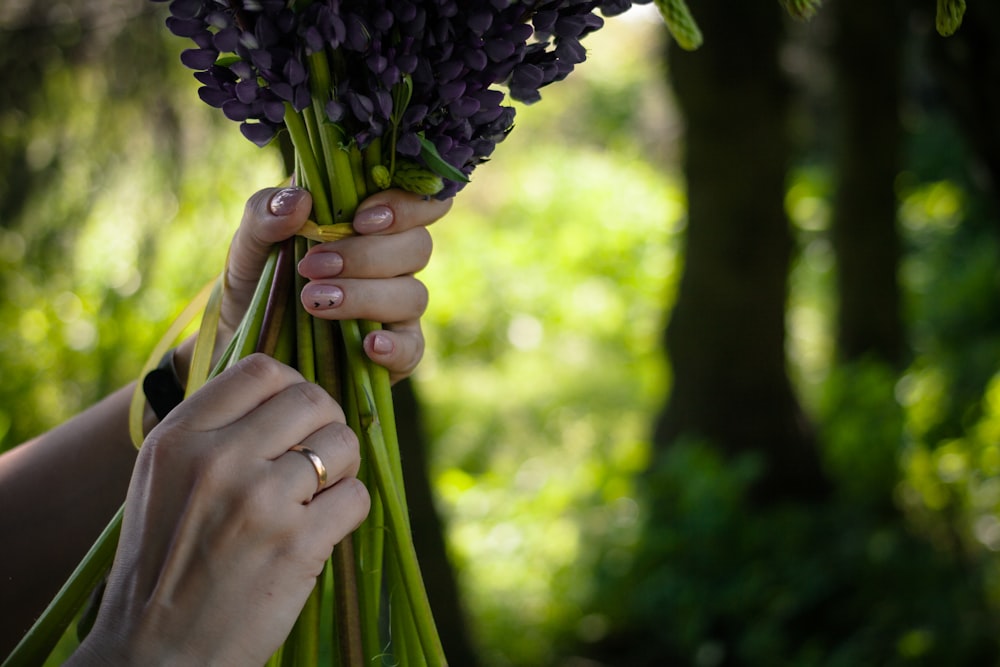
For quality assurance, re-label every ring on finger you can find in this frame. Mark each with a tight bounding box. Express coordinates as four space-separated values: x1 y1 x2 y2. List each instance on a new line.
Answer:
290 445 328 495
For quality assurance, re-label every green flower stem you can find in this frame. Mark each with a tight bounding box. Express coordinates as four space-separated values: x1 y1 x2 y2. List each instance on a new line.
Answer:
207 329 239 379
360 320 405 502
312 315 363 666
288 51 443 664
306 49 331 98
348 145 368 200
303 52 344 217
283 105 334 227
224 245 279 370
319 118 360 222
281 586 320 666
306 51 360 223
344 379 385 665
186 276 224 395
363 139 383 193
388 555 427 667
300 97 325 162
340 318 445 665
303 114 333 208
294 237 316 382
256 239 295 356
318 559 335 664
1 505 123 667
272 299 297 367
356 488 384 665
332 536 363 666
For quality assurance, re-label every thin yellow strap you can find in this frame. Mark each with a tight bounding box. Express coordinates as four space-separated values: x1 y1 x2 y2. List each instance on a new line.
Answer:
296 220 354 242
128 278 217 448
186 274 225 397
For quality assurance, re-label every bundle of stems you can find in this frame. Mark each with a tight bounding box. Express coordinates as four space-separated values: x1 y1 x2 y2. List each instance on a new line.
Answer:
238 52 446 665
3 51 445 667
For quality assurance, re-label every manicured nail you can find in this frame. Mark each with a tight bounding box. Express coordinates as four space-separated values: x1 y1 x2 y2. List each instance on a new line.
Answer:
298 251 344 278
353 205 393 233
368 332 394 355
303 284 343 309
269 188 306 216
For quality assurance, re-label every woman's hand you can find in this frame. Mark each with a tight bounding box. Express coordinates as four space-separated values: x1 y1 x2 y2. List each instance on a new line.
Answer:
71 355 370 666
217 187 451 384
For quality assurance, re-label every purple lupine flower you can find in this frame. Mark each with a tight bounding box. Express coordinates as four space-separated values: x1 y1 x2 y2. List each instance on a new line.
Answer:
152 0 653 195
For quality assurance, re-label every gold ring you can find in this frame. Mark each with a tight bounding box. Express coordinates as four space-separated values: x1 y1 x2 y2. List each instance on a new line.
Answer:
290 445 328 495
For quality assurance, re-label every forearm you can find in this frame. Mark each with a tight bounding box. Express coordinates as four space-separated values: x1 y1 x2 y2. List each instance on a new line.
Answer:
0 382 146 655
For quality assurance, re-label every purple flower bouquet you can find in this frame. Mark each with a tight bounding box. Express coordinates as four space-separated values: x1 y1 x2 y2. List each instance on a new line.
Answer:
154 3 653 665
1 0 723 665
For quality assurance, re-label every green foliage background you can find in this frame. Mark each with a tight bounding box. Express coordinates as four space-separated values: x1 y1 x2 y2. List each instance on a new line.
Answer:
4 4 1000 666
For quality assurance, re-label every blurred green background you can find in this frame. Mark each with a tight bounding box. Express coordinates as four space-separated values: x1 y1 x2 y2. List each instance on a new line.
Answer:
4 1 1000 665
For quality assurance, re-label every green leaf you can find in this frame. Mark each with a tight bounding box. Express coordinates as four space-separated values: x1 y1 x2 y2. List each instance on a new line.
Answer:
417 134 470 183
391 74 413 128
215 54 242 67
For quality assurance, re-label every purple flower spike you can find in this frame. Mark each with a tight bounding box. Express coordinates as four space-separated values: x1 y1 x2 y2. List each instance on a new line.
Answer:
213 27 240 52
347 93 375 123
181 48 219 70
263 99 287 124
230 60 253 80
439 81 466 102
533 11 559 33
240 121 277 147
554 15 590 38
450 97 481 118
556 38 588 65
235 79 259 104
326 100 346 122
468 12 493 34
223 100 252 121
284 59 307 86
293 85 311 112
344 14 371 52
166 17 205 38
168 0 203 21
198 86 231 108
484 39 515 62
397 132 422 156
270 82 294 102
155 0 645 196
464 49 488 71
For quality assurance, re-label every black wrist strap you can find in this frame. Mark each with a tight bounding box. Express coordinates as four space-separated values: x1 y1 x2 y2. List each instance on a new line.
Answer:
142 348 185 420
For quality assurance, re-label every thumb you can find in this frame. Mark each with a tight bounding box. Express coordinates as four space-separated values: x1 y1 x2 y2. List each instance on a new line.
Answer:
224 187 312 314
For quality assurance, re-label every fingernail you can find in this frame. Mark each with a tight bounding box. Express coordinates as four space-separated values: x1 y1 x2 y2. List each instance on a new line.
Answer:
303 284 343 309
369 332 394 355
270 188 305 216
298 251 344 278
353 205 393 233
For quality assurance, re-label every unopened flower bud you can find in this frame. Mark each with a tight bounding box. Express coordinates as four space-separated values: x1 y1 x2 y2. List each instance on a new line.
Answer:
779 0 823 21
653 0 703 51
372 165 392 190
935 0 965 37
391 161 444 196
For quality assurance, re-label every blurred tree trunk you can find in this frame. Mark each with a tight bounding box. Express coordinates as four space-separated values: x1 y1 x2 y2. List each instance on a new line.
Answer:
916 3 1000 430
393 379 481 667
925 2 1000 208
652 0 830 504
829 0 906 365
